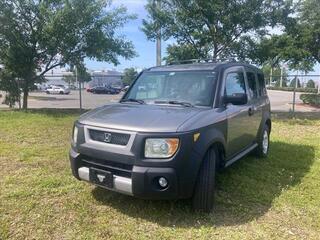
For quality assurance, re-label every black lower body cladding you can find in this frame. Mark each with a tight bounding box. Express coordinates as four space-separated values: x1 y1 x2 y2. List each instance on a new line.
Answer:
69 129 203 200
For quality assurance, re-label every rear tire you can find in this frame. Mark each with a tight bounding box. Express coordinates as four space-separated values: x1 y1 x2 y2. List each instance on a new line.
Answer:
192 147 216 212
255 124 270 158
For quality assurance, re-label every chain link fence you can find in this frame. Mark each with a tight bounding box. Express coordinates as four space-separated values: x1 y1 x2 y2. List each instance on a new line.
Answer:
0 73 125 111
264 74 320 116
1 73 319 115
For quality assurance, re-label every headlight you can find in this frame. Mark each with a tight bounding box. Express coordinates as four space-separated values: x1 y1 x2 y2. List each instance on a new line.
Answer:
73 126 78 144
145 138 179 158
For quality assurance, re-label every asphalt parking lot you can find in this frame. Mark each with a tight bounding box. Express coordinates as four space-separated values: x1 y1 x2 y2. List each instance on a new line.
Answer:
0 90 318 112
26 90 124 109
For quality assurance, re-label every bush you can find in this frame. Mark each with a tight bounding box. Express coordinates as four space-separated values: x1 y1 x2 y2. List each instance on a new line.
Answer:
267 86 318 93
306 80 316 89
3 93 20 108
290 78 301 88
300 94 320 106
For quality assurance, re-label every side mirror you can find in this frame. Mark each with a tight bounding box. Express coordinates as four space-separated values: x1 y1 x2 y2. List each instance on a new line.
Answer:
224 93 247 105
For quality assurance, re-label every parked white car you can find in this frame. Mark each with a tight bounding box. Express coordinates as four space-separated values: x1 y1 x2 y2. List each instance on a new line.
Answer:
46 86 70 95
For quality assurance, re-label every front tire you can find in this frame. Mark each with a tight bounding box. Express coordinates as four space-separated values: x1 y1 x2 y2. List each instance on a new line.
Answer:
192 147 216 212
255 124 270 158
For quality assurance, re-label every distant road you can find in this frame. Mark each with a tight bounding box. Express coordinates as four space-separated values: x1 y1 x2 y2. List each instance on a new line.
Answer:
267 90 302 112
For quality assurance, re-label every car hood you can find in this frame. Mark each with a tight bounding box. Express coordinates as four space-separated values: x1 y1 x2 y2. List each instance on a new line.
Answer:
79 103 206 132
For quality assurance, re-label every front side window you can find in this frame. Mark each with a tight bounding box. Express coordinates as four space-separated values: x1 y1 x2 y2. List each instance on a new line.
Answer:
246 72 258 99
124 71 217 106
225 72 246 96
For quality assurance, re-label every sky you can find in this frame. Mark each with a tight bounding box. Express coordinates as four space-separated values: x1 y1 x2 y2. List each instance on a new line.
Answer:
85 0 167 72
85 0 320 76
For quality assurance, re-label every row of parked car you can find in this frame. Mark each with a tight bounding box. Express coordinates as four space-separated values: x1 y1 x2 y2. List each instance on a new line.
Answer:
44 85 129 95
86 86 128 94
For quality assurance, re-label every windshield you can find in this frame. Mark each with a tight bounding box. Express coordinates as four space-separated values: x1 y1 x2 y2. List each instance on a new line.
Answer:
123 71 216 107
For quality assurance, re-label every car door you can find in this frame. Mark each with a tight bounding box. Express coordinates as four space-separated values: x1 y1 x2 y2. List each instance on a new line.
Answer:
223 66 258 159
245 67 263 141
52 87 58 94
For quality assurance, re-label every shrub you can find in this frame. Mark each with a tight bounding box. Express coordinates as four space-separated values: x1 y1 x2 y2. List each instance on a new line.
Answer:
300 94 320 106
267 86 318 93
290 78 301 88
306 80 316 89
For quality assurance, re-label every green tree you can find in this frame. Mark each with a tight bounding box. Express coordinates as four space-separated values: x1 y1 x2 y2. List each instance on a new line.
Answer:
295 0 320 64
142 0 293 60
0 0 136 109
77 66 92 84
62 74 76 87
306 80 316 89
62 65 91 87
290 78 301 88
262 64 288 87
122 68 138 86
164 44 209 64
0 69 21 108
251 0 319 72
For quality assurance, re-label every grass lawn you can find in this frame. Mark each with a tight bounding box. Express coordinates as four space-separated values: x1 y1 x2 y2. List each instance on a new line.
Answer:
0 110 319 239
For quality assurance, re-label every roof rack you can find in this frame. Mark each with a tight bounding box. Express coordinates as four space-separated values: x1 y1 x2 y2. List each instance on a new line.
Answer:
167 57 238 66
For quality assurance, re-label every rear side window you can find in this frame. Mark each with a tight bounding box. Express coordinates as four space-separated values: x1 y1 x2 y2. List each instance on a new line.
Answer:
225 72 246 96
246 72 258 99
257 73 267 96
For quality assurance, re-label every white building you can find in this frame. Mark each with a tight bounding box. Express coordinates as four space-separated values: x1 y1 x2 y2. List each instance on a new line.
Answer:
88 70 123 88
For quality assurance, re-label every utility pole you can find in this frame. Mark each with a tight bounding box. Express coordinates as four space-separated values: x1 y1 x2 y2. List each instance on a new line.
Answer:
280 66 283 88
269 67 273 85
156 0 161 66
76 66 82 112
318 69 320 94
292 71 298 117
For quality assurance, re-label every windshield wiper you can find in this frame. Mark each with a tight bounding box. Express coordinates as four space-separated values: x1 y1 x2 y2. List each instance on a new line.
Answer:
154 100 194 107
120 98 145 104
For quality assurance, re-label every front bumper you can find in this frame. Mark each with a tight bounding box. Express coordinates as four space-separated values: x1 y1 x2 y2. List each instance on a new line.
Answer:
78 166 133 195
69 123 204 199
70 148 180 199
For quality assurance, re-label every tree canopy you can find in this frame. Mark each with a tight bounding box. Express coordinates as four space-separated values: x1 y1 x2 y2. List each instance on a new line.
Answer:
0 0 136 109
143 0 319 74
122 68 138 86
143 0 293 61
245 0 319 72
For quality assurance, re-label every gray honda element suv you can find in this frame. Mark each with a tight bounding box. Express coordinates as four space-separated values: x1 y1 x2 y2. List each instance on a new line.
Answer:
70 61 271 212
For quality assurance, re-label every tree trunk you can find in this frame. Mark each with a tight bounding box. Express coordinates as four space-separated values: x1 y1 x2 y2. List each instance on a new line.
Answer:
22 87 28 110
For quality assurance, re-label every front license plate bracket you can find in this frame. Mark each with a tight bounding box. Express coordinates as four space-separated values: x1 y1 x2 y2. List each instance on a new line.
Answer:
89 167 113 188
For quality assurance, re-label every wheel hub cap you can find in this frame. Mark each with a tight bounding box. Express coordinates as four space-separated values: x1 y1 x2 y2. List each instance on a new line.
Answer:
262 130 269 154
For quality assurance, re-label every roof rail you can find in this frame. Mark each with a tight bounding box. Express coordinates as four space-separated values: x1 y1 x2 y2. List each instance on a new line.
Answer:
167 57 238 65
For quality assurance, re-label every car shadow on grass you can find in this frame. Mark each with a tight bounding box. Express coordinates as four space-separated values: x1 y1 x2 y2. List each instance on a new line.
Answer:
91 141 315 228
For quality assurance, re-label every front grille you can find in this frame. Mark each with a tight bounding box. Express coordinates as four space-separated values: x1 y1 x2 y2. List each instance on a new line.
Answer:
81 155 133 178
88 129 130 146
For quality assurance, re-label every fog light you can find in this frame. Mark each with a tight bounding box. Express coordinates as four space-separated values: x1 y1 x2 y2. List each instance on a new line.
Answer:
158 177 168 188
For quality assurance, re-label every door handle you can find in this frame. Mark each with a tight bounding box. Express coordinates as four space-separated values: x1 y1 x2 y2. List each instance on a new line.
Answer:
248 107 254 116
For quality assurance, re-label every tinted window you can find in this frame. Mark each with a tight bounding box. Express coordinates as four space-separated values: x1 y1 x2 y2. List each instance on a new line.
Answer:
225 72 246 96
257 73 266 96
246 72 258 99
